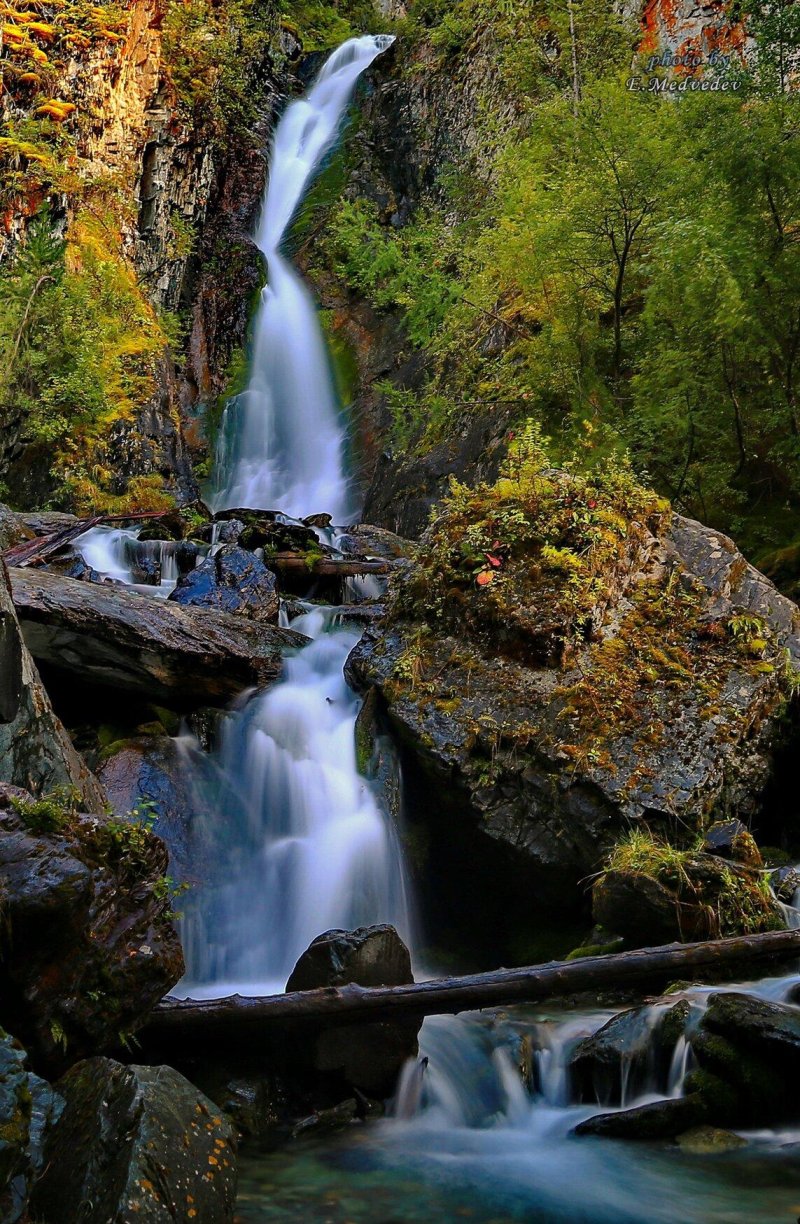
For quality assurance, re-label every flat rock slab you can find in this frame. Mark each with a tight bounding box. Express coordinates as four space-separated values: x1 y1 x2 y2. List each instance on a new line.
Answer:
10 568 306 708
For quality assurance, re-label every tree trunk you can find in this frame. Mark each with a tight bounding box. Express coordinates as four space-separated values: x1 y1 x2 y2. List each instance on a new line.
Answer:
145 929 800 1038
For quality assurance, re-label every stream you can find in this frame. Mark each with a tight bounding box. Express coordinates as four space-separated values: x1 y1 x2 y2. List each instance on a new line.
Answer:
76 35 800 1224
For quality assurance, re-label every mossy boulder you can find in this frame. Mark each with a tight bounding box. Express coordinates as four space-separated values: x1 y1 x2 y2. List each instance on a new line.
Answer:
0 784 183 1072
569 1000 690 1107
346 443 800 920
592 840 782 946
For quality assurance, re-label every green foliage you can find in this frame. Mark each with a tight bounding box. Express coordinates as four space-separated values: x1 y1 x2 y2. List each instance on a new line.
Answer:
312 0 800 559
0 206 172 512
9 785 80 836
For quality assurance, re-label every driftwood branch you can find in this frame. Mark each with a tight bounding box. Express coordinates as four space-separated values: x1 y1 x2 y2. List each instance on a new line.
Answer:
145 929 800 1038
2 511 171 568
269 552 395 577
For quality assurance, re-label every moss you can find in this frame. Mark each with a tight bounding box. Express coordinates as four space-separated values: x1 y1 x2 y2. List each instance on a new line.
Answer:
599 830 784 939
9 787 79 836
565 937 625 961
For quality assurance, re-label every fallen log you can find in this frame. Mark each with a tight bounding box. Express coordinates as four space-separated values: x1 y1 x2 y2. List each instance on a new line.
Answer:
146 928 800 1037
9 567 306 708
2 510 171 568
268 552 395 577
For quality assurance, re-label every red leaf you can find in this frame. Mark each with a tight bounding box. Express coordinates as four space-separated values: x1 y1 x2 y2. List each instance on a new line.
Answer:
485 553 503 568
476 570 494 587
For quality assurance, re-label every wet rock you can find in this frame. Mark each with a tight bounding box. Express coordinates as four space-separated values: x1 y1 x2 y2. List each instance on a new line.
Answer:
347 511 800 922
592 871 687 946
130 548 162 586
701 820 762 868
303 513 333 529
96 735 207 882
0 1029 63 1223
168 544 279 622
10 565 304 708
238 518 319 554
286 926 420 1098
569 1000 690 1106
31 1059 237 1223
675 1125 746 1154
770 865 800 903
287 925 413 992
0 784 183 1070
191 518 244 545
0 562 106 808
41 548 106 583
573 1094 709 1140
336 523 410 561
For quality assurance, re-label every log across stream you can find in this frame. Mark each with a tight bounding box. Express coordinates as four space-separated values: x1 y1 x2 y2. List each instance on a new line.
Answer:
146 928 800 1039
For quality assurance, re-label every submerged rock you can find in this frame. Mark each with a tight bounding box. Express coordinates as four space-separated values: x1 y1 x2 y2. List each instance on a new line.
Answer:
0 1029 63 1223
31 1059 237 1223
0 561 106 808
0 784 183 1070
574 1094 709 1140
168 544 279 621
286 926 420 1098
675 1125 746 1154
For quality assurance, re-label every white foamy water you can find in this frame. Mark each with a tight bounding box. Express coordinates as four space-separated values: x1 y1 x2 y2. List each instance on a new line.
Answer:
211 35 395 519
177 604 411 997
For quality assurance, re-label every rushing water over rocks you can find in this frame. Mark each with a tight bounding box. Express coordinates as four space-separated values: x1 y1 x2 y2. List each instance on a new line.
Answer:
212 35 395 519
177 604 411 998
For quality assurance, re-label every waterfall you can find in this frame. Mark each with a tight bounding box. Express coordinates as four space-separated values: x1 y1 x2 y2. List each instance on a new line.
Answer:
211 34 395 519
178 605 411 998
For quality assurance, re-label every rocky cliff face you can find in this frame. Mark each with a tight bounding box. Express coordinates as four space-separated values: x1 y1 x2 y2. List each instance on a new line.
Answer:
0 0 296 511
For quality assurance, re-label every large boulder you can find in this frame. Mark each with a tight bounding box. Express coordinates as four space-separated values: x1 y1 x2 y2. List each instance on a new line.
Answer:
346 454 800 919
168 544 279 621
31 1058 237 1223
0 784 183 1070
691 991 800 1125
0 1030 63 1223
9 565 304 709
0 562 106 808
286 926 420 1098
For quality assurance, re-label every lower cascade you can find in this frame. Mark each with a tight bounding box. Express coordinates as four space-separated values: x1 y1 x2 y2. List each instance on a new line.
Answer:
177 605 411 998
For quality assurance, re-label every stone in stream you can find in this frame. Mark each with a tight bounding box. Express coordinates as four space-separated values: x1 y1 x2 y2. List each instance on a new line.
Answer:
0 783 183 1071
285 925 421 1098
31 1059 237 1224
689 991 800 1126
675 1125 746 1154
573 1094 710 1140
569 1000 690 1107
0 561 107 808
0 1029 63 1223
700 819 762 868
168 544 279 621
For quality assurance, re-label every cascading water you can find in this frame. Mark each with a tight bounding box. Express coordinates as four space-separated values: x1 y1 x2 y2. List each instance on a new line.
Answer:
178 604 411 998
211 34 395 519
178 35 408 995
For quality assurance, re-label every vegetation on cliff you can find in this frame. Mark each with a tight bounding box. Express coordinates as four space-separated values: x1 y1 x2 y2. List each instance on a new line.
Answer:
310 0 800 569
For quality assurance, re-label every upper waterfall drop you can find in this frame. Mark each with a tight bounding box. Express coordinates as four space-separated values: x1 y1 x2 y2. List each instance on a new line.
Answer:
211 34 395 519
